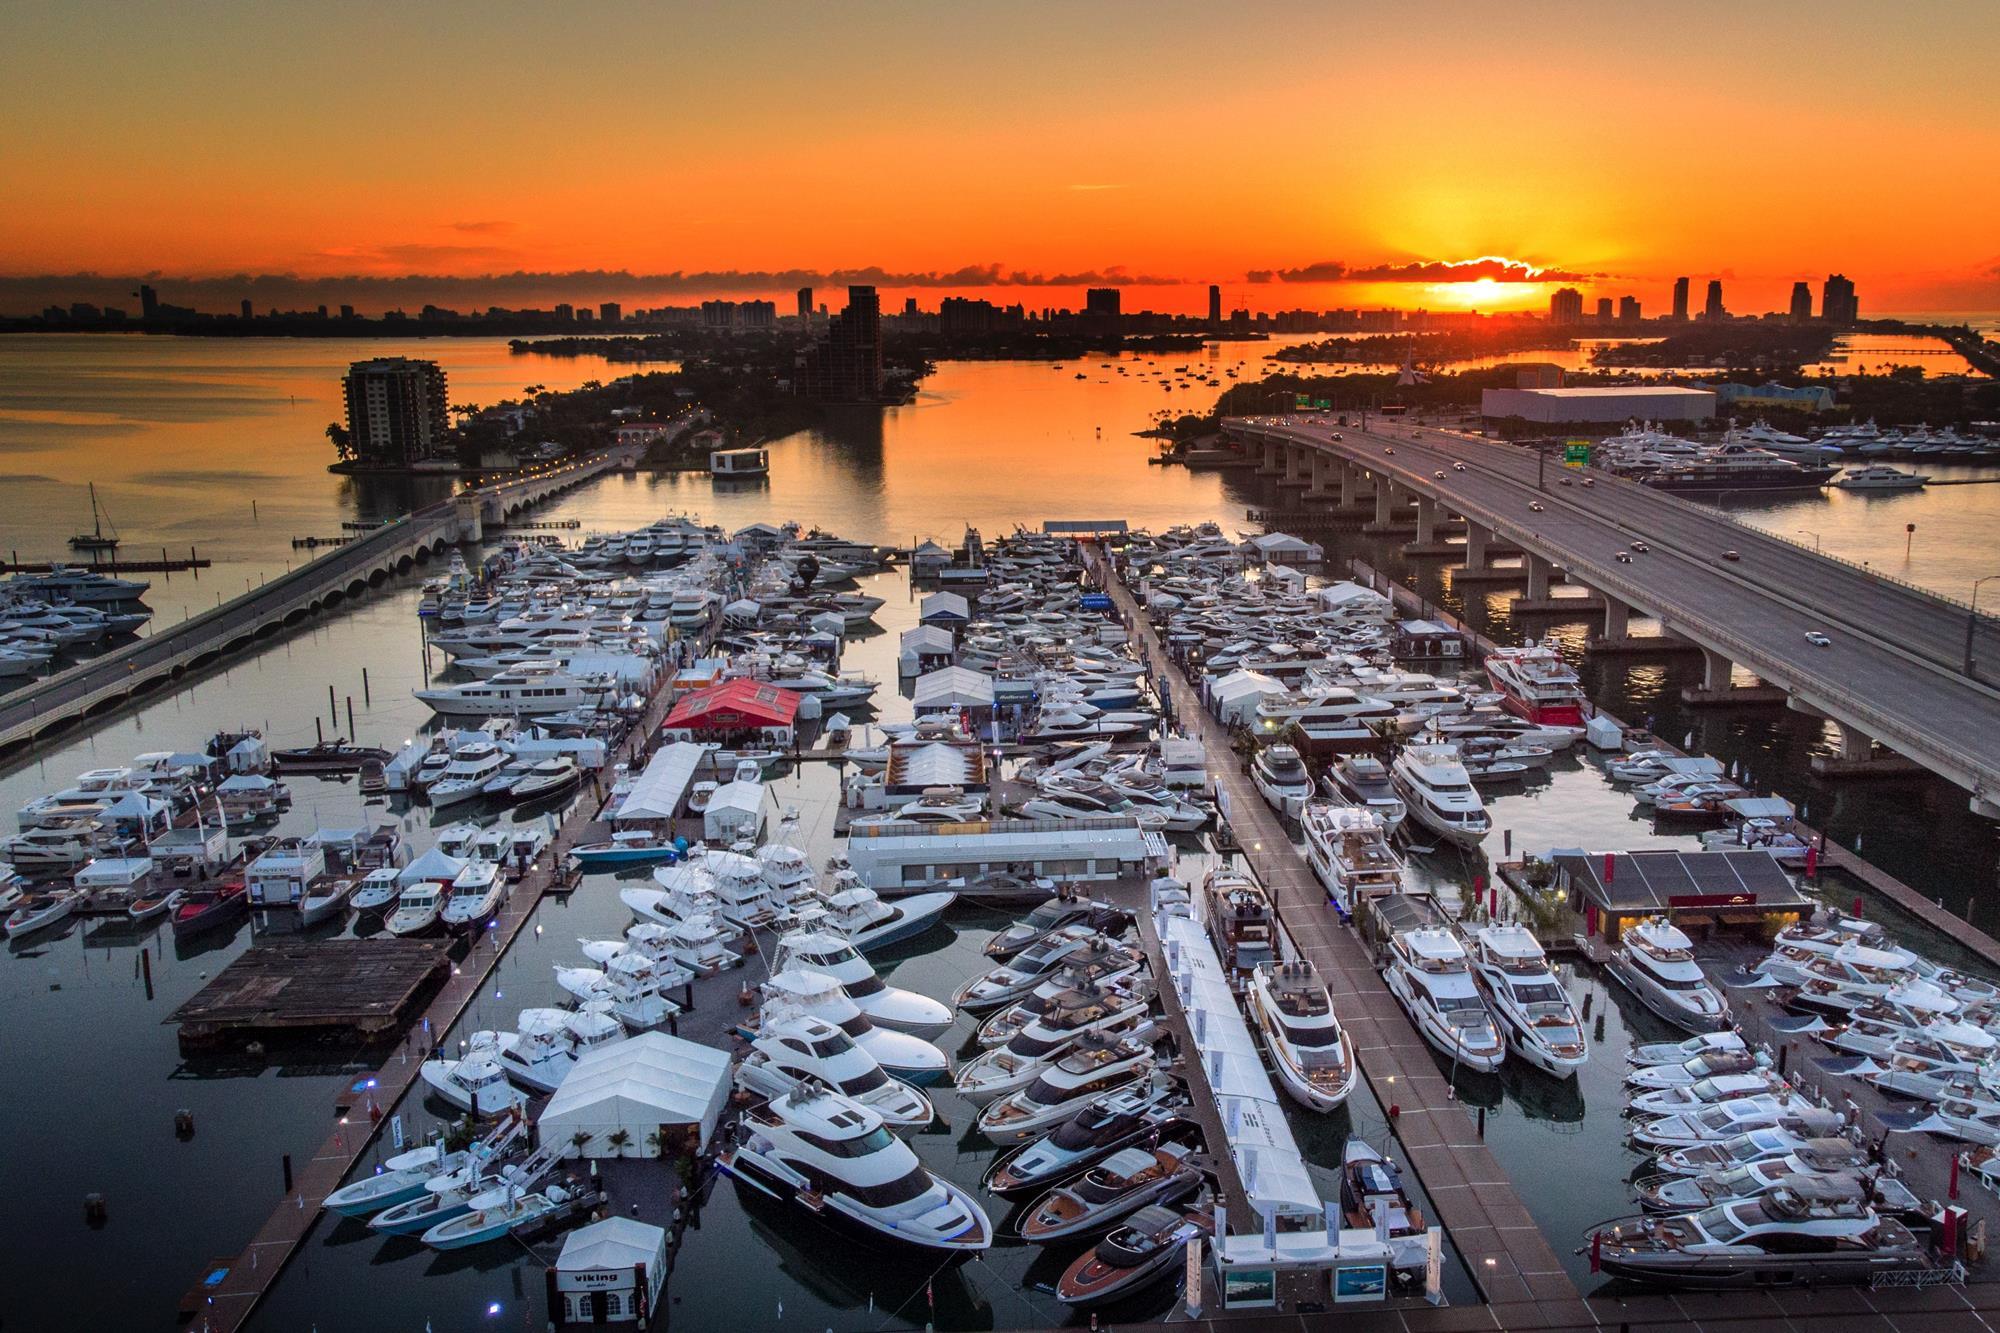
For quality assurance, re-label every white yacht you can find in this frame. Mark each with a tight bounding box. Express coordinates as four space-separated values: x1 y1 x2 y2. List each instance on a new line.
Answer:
426 742 510 806
721 1083 991 1251
1628 1071 1798 1119
1252 685 1402 749
688 845 780 930
386 882 446 937
735 1015 936 1128
1382 928 1505 1073
1325 754 1406 833
756 968 950 1085
1250 744 1313 818
954 986 1155 1108
772 928 953 1036
954 925 1115 1012
977 1034 1158 1144
419 1043 530 1118
413 666 610 719
489 1007 626 1093
1248 961 1356 1111
1630 1094 1824 1152
1389 745 1490 847
1832 465 1927 491
439 860 505 932
1301 802 1404 910
815 878 956 953
1608 918 1730 1032
1468 925 1588 1078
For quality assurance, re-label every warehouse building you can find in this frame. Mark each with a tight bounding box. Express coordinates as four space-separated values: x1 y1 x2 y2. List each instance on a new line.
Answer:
1480 385 1716 425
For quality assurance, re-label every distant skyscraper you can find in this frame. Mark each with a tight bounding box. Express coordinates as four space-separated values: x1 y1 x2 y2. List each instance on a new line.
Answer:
1703 280 1725 321
339 304 355 320
805 285 884 401
1619 295 1641 323
1085 288 1121 317
554 302 574 321
138 284 159 320
599 302 621 325
1207 284 1221 326
342 357 448 467
1548 287 1584 325
796 286 812 321
240 298 253 319
1671 276 1689 322
1822 273 1858 326
903 297 918 317
1789 282 1813 322
1594 297 1613 322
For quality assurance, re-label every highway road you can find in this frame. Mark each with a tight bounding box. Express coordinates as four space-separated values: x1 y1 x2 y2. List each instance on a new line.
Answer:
1229 415 2000 808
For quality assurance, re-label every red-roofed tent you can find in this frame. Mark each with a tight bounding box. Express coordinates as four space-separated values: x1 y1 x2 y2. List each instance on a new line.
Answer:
662 679 802 746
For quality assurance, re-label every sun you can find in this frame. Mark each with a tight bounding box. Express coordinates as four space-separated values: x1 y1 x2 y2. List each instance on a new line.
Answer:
1427 276 1535 310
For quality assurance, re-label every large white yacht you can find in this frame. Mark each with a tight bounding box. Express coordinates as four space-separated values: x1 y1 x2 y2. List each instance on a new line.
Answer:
489 1008 626 1093
1247 961 1356 1111
1250 744 1313 818
1608 918 1731 1032
1301 802 1404 911
954 985 1155 1108
772 928 953 1036
1325 755 1406 833
757 969 950 1085
1252 685 1402 750
1389 744 1491 847
977 1033 1158 1144
1382 928 1504 1073
1467 925 1587 1078
735 1014 936 1128
720 1083 991 1251
413 665 611 719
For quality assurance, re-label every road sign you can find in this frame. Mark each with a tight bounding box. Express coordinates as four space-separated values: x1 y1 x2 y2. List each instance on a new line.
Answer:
1563 441 1590 469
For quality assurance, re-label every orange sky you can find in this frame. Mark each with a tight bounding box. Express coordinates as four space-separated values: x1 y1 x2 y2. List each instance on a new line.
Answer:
4 1 1998 315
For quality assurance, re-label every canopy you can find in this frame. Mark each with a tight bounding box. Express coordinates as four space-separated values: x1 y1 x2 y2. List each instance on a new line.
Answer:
899 625 956 655
663 678 800 732
912 666 994 711
539 1031 734 1154
918 591 970 623
703 780 766 840
399 846 467 886
614 742 706 825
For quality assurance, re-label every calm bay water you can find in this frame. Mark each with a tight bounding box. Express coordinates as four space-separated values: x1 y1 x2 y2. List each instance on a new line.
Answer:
1 333 1997 1329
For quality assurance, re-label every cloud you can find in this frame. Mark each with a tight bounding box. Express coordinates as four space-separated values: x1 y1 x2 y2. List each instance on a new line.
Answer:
449 220 514 234
1248 256 1605 285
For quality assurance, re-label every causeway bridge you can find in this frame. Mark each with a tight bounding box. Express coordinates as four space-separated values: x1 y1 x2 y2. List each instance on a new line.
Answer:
0 447 637 753
1223 414 2000 817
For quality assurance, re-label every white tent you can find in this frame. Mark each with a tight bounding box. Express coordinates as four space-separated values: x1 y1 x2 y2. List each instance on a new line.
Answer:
613 742 705 828
1207 669 1286 727
703 779 766 842
1243 531 1325 565
399 846 467 886
554 1217 668 1325
912 665 994 713
540 1031 734 1155
918 591 970 624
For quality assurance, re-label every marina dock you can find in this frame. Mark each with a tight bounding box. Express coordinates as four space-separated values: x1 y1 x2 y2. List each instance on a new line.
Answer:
169 939 452 1046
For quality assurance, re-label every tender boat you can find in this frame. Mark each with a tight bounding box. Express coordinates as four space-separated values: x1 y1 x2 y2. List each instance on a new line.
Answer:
170 880 248 941
5 887 84 938
735 1014 935 1128
1019 1141 1202 1243
1608 918 1730 1032
977 1033 1157 1144
983 1087 1189 1198
126 884 184 924
720 1082 992 1252
1382 927 1505 1073
1055 1204 1211 1308
1341 1140 1430 1281
1590 1180 1927 1288
1247 960 1357 1110
1468 925 1588 1078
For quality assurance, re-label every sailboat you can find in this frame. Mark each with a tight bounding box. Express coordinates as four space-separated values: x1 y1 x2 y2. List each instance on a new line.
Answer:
68 483 120 553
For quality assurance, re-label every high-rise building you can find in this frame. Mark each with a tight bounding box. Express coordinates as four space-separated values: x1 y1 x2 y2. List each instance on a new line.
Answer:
1822 273 1858 326
554 303 574 321
804 285 883 401
339 304 355 320
796 286 812 321
1208 284 1221 326
1671 276 1689 322
599 302 621 325
138 284 159 320
1703 280 1725 321
240 298 253 320
1085 288 1121 317
1619 295 1641 323
741 300 776 329
1594 297 1614 323
342 357 449 468
1548 287 1584 325
1789 282 1813 322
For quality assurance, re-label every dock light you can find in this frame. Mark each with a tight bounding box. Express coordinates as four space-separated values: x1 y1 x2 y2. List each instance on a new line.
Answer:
365 1078 377 1089
487 1302 502 1317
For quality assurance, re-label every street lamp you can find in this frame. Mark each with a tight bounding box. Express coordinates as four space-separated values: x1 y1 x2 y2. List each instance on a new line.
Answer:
1795 528 1822 553
1965 574 2000 676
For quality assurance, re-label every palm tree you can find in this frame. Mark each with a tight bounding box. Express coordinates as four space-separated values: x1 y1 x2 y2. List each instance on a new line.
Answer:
606 1129 633 1156
568 1130 594 1158
646 1127 671 1160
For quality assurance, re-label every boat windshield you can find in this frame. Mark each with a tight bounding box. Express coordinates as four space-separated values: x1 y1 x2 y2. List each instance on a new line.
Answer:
838 1067 890 1096
801 1125 896 1158
844 1166 936 1208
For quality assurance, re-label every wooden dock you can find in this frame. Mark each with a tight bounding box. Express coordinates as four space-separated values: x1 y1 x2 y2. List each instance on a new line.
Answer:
168 939 451 1046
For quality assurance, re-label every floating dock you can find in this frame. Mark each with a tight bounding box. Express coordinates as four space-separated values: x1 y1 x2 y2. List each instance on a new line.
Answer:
168 939 452 1046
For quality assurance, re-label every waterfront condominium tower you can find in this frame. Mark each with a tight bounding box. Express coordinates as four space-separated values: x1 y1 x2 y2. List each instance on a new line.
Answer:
1548 287 1584 325
1703 280 1725 321
342 357 449 467
1822 273 1858 326
804 285 885 400
1208 284 1222 326
1790 282 1813 322
1671 276 1689 321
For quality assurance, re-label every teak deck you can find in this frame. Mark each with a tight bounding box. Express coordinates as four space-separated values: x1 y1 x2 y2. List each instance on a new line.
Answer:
168 939 452 1043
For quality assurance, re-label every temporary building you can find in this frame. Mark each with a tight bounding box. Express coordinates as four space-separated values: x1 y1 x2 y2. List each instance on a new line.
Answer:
224 734 271 774
1207 669 1287 728
661 678 801 747
911 666 995 714
551 1217 667 1326
1242 531 1325 565
611 742 706 829
898 624 956 678
703 779 766 842
918 591 970 625
539 1030 734 1155
398 846 468 886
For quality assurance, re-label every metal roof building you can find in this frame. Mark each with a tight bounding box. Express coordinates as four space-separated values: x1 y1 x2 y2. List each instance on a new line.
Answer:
1480 385 1717 423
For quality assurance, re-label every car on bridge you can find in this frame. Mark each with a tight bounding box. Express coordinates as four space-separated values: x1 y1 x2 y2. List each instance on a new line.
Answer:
1434 470 1446 479
1806 632 1833 647
1630 541 1650 553
1529 501 1545 512
1453 462 1466 472
1722 550 1741 562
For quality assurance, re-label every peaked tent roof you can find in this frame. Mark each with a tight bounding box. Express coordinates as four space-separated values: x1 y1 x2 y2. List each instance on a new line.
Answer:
663 678 800 730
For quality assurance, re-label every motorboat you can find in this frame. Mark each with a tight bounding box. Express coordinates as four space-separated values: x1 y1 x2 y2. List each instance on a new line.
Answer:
1590 1180 1926 1288
427 742 510 807
755 968 950 1085
386 883 446 937
1250 744 1313 818
953 925 1114 1012
849 786 987 827
1247 960 1357 1111
720 1082 992 1251
1382 927 1505 1073
983 1087 1190 1198
816 879 956 952
271 740 393 772
1340 1140 1430 1280
1019 1141 1202 1243
1325 754 1406 833
1630 1031 1748 1068
1301 802 1404 911
771 928 952 1036
5 886 83 938
735 1014 936 1128
1197 869 1276 981
1055 1204 1211 1308
1637 1157 1882 1214
508 757 582 803
1483 640 1586 727
1627 1071 1797 1119
1468 925 1588 1078
554 951 690 1032
2 823 103 871
126 884 184 924
1651 1109 1848 1175
1389 744 1490 847
1626 1047 1771 1092
689 845 780 930
976 967 1151 1049
420 1181 580 1250
420 1044 531 1118
298 875 358 927
351 867 402 915
492 1008 626 1093
954 986 1156 1107
977 1034 1157 1144
984 894 1124 960
569 830 684 870
170 880 249 941
440 861 505 932
1608 918 1730 1033
326 1118 524 1219
1832 465 1928 490
1629 1094 1822 1151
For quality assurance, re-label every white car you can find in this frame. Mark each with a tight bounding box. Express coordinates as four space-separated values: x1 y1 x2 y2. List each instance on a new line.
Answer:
1804 632 1832 647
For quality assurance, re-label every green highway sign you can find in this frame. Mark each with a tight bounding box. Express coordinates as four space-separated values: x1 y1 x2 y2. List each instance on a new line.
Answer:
1563 441 1590 469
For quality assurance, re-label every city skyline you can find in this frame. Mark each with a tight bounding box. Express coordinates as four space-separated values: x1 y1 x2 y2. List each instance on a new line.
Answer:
3 2 1998 315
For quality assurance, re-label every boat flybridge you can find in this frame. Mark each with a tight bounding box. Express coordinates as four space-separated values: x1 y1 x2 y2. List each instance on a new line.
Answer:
720 1081 992 1252
1468 925 1588 1078
1250 744 1313 818
1247 960 1357 1111
1390 744 1490 847
1325 754 1406 833
1383 928 1505 1073
735 1014 936 1128
1609 918 1731 1033
1301 801 1404 911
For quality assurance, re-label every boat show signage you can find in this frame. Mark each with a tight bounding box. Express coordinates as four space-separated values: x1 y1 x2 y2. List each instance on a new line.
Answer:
1667 891 1756 909
1184 1236 1204 1316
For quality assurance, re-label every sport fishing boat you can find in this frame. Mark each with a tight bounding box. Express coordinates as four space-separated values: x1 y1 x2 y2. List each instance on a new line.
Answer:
419 1181 582 1250
719 1082 992 1252
978 1034 1158 1145
1588 1180 1927 1288
815 879 957 952
567 830 685 870
1247 960 1357 1111
1484 640 1587 727
983 1087 1189 1199
419 1044 531 1118
1383 927 1505 1073
325 1119 522 1218
1301 802 1404 911
735 1014 936 1128
490 1008 626 1093
1054 1204 1211 1309
1018 1141 1202 1243
754 968 950 1085
1468 925 1588 1078
1608 918 1730 1032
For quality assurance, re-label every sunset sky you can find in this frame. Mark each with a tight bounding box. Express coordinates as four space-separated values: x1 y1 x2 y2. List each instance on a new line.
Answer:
4 0 1997 316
